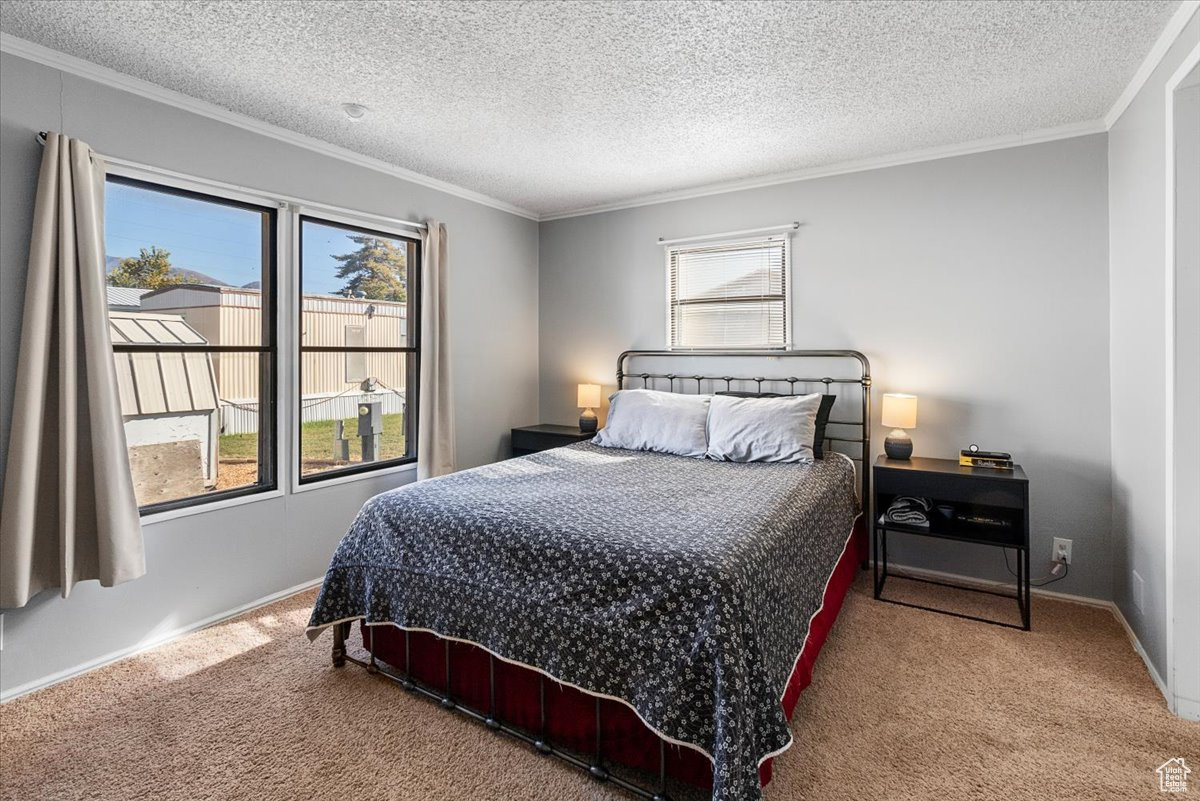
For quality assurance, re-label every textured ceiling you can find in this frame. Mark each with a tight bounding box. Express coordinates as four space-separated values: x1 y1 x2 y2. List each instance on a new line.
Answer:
0 0 1182 216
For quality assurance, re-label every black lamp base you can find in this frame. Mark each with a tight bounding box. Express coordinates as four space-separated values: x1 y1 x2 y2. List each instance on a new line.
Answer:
884 430 913 459
579 410 597 434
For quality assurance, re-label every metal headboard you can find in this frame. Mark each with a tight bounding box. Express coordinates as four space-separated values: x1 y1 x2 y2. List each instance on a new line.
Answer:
616 349 872 508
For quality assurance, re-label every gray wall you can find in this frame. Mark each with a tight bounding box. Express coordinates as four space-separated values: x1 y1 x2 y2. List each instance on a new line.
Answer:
1172 73 1199 713
1107 13 1200 680
540 135 1113 600
0 52 539 695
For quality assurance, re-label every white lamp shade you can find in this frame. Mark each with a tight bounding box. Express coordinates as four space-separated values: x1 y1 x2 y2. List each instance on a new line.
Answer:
881 393 918 429
577 383 602 409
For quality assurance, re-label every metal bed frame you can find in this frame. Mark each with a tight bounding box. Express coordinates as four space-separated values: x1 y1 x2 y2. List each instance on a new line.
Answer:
330 349 872 801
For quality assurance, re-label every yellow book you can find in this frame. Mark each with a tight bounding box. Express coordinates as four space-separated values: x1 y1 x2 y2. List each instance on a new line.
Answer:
960 455 1014 470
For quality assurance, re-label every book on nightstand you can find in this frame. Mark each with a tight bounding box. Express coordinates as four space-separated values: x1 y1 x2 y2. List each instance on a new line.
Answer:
959 448 1014 470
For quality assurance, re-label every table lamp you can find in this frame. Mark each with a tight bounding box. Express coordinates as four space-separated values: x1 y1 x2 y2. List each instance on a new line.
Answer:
577 383 601 434
882 393 918 459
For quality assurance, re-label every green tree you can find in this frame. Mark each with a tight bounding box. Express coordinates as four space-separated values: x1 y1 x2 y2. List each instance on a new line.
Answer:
334 235 407 302
107 246 191 289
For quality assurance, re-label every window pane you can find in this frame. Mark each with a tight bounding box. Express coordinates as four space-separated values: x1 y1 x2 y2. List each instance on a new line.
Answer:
668 237 789 349
300 219 416 348
106 180 270 345
299 351 412 478
106 177 275 511
674 300 787 349
672 242 785 301
299 216 418 482
121 352 265 507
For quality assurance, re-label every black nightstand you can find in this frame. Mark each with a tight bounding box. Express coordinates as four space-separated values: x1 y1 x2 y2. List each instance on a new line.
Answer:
873 456 1031 630
511 424 594 457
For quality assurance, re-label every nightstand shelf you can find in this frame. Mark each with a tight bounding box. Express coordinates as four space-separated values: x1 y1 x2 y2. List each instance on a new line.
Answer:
873 456 1031 630
873 516 1020 547
510 424 594 457
873 499 1023 546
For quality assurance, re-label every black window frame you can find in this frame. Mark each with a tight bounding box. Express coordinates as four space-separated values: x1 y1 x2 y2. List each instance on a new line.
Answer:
105 174 279 516
296 214 421 484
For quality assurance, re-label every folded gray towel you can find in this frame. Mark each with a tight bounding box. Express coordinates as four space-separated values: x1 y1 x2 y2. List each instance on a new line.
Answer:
886 496 931 527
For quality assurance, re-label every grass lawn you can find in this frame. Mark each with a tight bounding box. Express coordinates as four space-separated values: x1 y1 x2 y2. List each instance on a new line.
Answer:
218 413 407 480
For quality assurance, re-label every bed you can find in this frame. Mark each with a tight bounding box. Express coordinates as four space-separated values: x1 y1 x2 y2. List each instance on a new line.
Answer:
307 350 872 801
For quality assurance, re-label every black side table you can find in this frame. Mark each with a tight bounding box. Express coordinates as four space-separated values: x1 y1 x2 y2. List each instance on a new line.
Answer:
511 424 594 457
873 456 1031 630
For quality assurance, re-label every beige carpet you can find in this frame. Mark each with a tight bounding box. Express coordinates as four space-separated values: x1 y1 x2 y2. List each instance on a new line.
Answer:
2 575 1196 801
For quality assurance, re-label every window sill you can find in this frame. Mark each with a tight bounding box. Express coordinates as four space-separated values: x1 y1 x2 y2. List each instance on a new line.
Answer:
291 461 418 494
141 487 285 527
138 461 420 525
666 344 792 352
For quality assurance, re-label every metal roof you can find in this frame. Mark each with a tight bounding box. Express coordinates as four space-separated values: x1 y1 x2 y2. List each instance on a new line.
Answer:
109 310 207 345
109 312 219 416
141 285 406 317
106 286 150 311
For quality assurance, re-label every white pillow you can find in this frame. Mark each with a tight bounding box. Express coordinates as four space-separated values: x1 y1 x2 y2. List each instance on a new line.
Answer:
705 393 822 463
592 389 710 458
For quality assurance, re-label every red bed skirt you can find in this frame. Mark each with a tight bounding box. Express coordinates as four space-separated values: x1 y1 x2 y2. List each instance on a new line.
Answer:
361 515 865 791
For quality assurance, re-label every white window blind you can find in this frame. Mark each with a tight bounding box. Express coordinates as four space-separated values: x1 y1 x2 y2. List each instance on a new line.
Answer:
667 236 791 349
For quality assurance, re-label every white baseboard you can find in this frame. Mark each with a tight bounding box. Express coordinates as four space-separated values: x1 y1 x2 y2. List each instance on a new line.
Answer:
1175 696 1200 722
887 562 1110 607
0 577 323 703
1106 600 1171 705
887 563 1172 708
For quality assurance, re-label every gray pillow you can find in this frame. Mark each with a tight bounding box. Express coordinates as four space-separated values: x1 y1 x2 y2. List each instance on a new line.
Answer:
705 393 822 463
714 391 836 457
593 389 711 458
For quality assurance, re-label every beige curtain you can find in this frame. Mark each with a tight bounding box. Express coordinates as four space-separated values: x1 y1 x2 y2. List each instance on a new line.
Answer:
417 221 455 480
0 132 145 609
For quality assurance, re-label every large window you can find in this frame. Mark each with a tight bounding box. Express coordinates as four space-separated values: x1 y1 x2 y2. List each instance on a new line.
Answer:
298 217 419 482
104 176 276 513
666 236 791 349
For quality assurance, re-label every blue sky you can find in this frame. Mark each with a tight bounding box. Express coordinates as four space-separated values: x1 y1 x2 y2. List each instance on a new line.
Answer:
105 181 384 295
301 219 375 296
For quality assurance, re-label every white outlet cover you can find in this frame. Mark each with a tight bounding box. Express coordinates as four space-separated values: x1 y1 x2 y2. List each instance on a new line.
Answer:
1052 537 1073 565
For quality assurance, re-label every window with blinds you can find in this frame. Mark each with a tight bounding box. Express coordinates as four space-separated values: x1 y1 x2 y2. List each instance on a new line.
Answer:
666 236 791 349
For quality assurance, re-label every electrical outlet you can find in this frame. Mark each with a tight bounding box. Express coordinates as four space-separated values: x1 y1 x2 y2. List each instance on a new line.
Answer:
1133 570 1145 612
1052 537 1072 565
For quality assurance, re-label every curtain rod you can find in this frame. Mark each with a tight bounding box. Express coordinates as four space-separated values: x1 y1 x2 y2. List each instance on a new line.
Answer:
35 131 428 232
658 221 800 247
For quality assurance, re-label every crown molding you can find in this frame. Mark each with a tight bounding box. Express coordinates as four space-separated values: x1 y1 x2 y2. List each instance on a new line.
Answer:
1104 0 1200 129
0 33 540 221
539 118 1107 221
